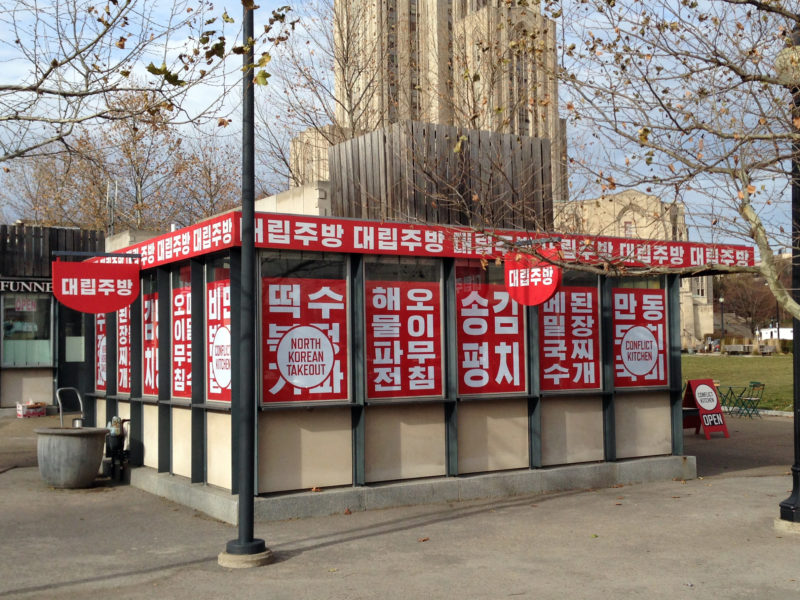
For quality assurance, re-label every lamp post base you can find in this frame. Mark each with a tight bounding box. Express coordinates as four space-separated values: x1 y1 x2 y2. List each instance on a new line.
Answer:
219 539 272 568
779 465 800 522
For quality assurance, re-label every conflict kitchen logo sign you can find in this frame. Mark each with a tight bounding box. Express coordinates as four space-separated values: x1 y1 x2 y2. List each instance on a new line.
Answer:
613 288 668 387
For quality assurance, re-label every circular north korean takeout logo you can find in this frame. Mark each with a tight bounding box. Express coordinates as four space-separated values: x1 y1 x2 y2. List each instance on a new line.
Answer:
620 325 658 376
277 325 334 388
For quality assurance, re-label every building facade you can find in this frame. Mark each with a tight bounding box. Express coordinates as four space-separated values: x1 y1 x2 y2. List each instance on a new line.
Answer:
292 0 567 203
0 224 104 409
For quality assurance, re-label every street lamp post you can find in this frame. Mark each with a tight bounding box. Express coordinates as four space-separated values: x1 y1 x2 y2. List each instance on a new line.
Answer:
720 297 725 341
776 18 800 523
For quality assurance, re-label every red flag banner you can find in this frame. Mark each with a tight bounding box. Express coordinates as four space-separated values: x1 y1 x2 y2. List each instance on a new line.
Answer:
504 251 562 307
52 260 140 314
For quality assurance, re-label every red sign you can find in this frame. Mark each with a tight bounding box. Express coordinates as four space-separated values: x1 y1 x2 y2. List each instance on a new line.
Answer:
262 278 348 402
142 292 158 396
52 260 139 313
207 280 231 402
683 379 729 439
172 287 192 397
613 289 667 387
99 211 755 272
251 213 755 269
365 281 443 399
539 287 601 391
456 282 526 396
504 252 562 306
117 306 131 394
95 314 107 392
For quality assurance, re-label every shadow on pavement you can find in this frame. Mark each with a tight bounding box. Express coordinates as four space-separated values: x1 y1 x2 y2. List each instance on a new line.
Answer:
683 414 795 478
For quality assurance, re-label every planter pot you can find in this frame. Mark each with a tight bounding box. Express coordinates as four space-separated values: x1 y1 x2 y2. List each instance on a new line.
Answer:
34 428 107 489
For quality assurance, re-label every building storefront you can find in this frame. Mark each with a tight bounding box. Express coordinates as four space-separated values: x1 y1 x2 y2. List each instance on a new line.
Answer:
80 212 753 500
0 225 103 409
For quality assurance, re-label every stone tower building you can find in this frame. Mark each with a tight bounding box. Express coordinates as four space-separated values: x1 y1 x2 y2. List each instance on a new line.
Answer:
290 0 566 202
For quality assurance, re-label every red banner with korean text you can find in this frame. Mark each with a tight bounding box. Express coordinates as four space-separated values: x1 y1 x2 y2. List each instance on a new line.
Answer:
539 287 601 391
117 306 131 394
95 314 107 392
142 292 158 396
262 278 348 402
171 287 192 398
53 260 139 313
365 281 443 399
456 283 526 396
613 288 668 387
207 280 231 402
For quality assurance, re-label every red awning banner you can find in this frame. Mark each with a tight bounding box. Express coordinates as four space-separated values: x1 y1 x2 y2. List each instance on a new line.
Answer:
52 260 140 314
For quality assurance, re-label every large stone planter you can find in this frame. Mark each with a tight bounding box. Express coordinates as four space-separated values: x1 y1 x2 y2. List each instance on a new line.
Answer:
35 428 107 489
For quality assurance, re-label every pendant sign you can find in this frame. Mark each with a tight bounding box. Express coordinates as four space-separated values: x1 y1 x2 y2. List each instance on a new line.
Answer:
52 260 140 314
504 252 562 307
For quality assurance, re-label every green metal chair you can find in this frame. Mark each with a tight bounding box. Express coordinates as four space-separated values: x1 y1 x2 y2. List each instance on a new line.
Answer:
739 381 765 418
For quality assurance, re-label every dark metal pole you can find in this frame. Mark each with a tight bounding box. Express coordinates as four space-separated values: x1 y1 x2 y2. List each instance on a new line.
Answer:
780 21 800 523
720 300 725 340
225 3 267 554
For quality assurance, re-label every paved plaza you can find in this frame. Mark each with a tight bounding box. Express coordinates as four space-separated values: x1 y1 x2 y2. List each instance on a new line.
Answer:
1 412 798 599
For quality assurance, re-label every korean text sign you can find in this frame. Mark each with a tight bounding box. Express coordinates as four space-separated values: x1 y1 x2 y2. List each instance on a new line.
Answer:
172 287 192 397
207 280 232 402
262 278 348 402
613 288 667 387
365 281 443 398
117 306 131 394
456 282 526 395
142 292 159 396
539 287 601 391
95 314 107 392
52 260 139 313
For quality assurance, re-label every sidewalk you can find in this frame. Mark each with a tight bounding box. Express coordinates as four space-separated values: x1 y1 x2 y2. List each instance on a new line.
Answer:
1 414 798 599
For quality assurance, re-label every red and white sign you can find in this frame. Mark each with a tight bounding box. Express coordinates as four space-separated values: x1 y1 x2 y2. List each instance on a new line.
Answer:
207 280 231 402
52 260 139 313
683 379 729 439
613 289 667 387
365 281 443 399
262 278 348 402
504 252 561 306
117 306 131 394
142 292 158 396
14 297 37 312
95 313 107 392
456 283 526 396
539 287 601 391
99 211 755 272
172 286 192 397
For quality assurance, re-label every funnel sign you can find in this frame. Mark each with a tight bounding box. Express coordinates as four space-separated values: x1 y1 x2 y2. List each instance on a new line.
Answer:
52 260 139 314
504 252 561 307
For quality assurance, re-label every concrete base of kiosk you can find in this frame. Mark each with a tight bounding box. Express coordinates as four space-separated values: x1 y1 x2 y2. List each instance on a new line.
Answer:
129 454 696 525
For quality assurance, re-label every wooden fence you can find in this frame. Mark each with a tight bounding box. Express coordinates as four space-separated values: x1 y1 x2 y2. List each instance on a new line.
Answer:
329 120 554 231
0 225 104 279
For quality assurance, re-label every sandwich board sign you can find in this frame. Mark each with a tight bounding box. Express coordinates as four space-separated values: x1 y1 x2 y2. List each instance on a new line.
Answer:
683 379 729 440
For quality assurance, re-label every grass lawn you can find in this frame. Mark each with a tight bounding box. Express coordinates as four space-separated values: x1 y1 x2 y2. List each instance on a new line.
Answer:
681 354 794 411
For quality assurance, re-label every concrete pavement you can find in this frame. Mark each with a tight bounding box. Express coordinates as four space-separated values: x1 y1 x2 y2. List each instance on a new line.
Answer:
1 413 799 599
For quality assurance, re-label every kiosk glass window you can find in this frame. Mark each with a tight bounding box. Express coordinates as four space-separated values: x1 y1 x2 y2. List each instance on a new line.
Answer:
538 272 602 392
142 273 159 397
364 256 443 400
260 251 349 403
2 294 52 366
207 256 231 403
455 260 527 397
